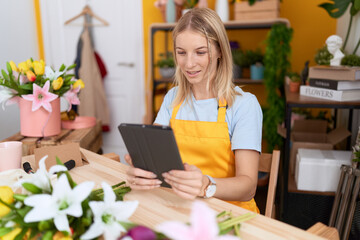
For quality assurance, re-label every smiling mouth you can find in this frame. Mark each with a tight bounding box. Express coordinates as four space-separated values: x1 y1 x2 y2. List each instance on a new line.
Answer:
186 70 201 77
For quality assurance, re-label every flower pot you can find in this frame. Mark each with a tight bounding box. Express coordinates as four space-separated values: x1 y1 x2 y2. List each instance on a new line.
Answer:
159 67 175 78
250 64 264 80
233 64 242 79
19 98 61 137
289 81 300 93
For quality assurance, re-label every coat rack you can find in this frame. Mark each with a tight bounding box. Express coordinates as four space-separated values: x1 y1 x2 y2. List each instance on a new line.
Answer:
64 5 109 26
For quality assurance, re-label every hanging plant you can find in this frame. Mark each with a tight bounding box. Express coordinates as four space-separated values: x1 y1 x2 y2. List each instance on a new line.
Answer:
263 24 293 152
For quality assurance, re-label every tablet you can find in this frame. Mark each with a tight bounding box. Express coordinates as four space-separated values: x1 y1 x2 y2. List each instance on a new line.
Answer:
118 123 184 188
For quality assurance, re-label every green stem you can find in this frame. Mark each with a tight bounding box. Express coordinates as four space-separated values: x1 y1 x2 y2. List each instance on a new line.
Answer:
343 15 353 50
353 37 360 54
218 213 255 230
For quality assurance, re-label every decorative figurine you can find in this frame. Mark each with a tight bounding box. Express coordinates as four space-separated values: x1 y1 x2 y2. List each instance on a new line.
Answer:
300 60 309 85
326 35 344 66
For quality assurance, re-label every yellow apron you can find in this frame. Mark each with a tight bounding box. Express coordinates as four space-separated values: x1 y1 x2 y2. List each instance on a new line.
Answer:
170 99 259 213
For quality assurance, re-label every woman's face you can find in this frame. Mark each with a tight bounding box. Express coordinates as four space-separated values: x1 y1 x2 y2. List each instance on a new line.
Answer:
175 29 221 89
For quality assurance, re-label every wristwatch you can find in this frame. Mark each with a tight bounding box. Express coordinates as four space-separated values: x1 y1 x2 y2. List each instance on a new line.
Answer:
203 175 217 198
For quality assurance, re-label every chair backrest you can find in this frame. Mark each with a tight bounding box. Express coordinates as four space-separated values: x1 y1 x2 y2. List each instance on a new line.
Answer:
329 164 360 240
258 150 280 218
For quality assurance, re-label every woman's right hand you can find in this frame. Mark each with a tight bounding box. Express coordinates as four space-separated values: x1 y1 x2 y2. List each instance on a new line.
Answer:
124 154 162 190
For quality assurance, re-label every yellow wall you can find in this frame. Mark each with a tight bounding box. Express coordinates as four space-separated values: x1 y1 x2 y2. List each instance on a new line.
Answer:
142 0 337 117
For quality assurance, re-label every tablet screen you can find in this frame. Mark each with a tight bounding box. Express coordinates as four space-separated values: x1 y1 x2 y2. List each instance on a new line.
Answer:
118 123 184 188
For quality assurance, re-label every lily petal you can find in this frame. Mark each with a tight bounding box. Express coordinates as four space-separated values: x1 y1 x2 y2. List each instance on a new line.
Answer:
54 213 70 233
80 222 104 240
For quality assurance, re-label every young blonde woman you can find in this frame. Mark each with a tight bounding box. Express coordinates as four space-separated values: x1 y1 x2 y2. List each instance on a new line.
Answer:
125 8 262 213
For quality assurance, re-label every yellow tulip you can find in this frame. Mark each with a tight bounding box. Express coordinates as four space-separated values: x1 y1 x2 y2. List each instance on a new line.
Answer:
0 186 14 217
52 77 64 90
40 59 45 66
26 59 33 69
1 228 21 240
33 60 45 75
72 79 85 89
26 71 36 82
18 62 29 73
9 61 18 72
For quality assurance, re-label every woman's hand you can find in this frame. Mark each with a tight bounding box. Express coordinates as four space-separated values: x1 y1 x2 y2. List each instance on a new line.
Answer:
162 163 209 200
124 154 162 190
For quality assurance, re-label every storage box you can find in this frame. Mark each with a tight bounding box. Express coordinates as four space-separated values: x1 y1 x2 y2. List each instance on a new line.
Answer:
234 0 279 20
295 148 352 192
277 119 351 175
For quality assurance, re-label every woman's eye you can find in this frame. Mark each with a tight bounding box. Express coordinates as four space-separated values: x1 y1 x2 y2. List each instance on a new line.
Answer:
177 51 186 55
197 52 206 55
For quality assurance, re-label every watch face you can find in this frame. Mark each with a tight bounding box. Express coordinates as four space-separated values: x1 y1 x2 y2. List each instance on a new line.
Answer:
206 185 216 198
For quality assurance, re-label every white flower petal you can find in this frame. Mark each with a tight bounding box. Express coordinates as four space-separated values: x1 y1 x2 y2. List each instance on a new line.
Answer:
64 203 83 217
103 223 125 240
102 182 115 203
52 174 72 199
38 155 48 171
89 201 107 217
54 213 70 233
71 181 95 202
80 222 104 240
24 194 52 206
112 201 139 221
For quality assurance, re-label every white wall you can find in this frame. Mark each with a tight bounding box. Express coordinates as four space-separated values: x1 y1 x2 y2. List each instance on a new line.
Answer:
0 1 38 140
337 11 360 144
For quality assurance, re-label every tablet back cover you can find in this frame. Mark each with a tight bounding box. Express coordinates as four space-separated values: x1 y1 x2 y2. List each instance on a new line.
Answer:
118 123 184 187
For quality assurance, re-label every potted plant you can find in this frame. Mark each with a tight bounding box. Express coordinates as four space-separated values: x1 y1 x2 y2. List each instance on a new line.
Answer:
231 48 245 79
181 0 199 15
341 54 360 67
287 72 301 93
245 49 264 80
156 51 175 78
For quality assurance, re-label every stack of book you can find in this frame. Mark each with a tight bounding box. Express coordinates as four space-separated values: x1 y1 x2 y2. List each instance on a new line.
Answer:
300 66 360 102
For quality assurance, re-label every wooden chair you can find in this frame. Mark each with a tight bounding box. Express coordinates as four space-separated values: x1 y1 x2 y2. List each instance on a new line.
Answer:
307 222 340 240
328 164 360 240
258 150 280 218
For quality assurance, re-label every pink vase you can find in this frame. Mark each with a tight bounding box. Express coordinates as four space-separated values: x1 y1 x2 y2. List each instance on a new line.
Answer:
19 98 61 137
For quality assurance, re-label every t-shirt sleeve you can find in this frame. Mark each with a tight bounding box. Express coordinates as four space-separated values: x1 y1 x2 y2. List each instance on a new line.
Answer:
153 87 177 126
231 94 263 153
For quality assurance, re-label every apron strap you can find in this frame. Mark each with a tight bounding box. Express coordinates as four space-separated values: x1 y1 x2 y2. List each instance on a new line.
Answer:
171 99 227 122
217 99 227 122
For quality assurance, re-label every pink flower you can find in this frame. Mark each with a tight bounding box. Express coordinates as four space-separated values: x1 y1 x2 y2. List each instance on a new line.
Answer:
156 201 239 240
63 85 80 112
22 81 58 112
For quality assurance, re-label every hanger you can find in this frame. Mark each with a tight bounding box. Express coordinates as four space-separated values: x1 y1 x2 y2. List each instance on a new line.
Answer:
64 5 109 26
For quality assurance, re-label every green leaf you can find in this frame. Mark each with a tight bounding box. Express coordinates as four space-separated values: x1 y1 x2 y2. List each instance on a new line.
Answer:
13 194 27 202
0 227 13 237
59 64 66 72
6 62 12 75
350 4 360 15
64 74 75 81
22 182 42 194
318 0 351 18
42 231 54 240
66 64 76 71
355 0 360 9
18 83 33 90
1 70 9 81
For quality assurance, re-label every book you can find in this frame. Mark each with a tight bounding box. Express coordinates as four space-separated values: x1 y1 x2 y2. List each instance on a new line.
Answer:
300 85 360 102
309 65 360 81
309 78 360 90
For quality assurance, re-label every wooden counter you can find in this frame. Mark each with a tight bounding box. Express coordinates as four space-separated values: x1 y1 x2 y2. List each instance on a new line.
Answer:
22 149 325 240
3 120 102 155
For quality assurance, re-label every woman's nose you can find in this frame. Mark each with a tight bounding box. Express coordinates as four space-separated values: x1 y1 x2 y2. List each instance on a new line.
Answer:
186 54 196 68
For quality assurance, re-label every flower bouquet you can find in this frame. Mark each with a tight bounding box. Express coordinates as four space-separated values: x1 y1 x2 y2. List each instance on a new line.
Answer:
0 156 254 240
0 59 84 137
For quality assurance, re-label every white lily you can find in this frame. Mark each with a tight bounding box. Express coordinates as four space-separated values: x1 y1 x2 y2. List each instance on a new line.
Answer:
24 174 94 233
0 88 16 110
16 155 67 192
81 182 139 240
44 66 64 81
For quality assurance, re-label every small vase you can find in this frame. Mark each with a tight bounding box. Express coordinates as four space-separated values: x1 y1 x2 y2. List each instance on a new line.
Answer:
250 64 264 80
19 98 61 137
215 0 229 22
289 81 301 93
166 0 176 23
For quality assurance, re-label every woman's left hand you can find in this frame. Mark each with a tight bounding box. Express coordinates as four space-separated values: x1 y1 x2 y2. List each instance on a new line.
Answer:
162 163 208 200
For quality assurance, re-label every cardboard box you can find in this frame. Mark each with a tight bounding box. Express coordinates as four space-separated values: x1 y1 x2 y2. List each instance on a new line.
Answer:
278 119 351 175
295 148 352 192
234 0 279 20
309 65 360 81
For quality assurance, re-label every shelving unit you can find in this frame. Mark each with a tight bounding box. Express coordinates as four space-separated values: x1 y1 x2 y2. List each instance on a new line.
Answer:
282 86 360 228
148 18 290 120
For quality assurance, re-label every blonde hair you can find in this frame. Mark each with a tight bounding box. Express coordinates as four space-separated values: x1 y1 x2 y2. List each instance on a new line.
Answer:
172 8 237 107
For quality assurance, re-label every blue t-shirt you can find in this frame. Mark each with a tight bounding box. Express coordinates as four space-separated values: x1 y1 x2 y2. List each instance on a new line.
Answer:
154 86 263 152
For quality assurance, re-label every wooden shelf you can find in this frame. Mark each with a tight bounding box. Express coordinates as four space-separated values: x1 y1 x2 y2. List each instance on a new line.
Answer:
288 167 335 196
